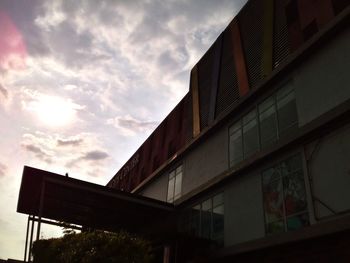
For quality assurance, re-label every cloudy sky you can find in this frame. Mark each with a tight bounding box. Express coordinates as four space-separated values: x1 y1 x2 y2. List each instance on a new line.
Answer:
0 0 246 259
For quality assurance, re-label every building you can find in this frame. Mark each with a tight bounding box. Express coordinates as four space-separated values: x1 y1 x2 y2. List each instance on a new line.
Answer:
17 0 350 262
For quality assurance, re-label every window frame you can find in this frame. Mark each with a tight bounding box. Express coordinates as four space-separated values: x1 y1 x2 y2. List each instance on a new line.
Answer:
188 192 224 245
166 164 183 203
261 153 309 235
228 79 298 168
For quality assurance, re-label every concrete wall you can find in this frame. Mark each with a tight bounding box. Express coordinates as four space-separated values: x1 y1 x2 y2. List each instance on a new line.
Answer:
295 27 350 126
139 173 168 202
224 171 265 246
182 126 228 196
305 123 350 218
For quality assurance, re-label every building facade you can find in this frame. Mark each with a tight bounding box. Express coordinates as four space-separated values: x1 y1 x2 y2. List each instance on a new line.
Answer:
107 0 350 261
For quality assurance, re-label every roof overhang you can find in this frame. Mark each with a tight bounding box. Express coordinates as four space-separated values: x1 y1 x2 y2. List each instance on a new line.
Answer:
17 166 176 235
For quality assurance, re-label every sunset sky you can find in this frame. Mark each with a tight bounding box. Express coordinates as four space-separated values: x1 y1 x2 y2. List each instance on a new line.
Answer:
0 0 246 259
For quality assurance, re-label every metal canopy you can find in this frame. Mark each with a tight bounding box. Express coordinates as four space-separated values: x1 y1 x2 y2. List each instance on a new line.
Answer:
17 166 175 234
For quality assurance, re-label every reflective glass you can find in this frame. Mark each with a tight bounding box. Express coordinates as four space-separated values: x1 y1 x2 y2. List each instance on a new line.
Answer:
243 110 259 157
213 193 224 207
287 213 309 231
276 85 298 134
229 130 243 166
201 209 211 239
283 171 307 215
262 167 281 187
174 172 182 200
190 205 201 236
263 178 284 223
259 97 277 148
212 204 224 245
266 220 284 234
167 177 175 202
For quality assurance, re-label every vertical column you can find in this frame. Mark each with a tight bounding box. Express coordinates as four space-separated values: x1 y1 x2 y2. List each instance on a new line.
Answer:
191 66 201 137
208 36 223 123
163 245 171 263
230 19 250 97
24 215 30 262
36 178 46 241
262 0 274 78
28 216 35 262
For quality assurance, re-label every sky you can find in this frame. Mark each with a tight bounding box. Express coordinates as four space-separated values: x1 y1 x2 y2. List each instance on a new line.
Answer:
0 0 247 259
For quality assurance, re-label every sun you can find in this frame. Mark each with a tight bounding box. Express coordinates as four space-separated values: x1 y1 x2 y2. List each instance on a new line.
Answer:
32 95 79 127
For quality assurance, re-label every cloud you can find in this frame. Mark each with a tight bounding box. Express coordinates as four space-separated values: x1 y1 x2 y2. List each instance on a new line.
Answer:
107 115 158 137
65 150 109 169
22 143 52 164
0 84 8 99
82 150 109 161
57 138 83 147
0 162 7 178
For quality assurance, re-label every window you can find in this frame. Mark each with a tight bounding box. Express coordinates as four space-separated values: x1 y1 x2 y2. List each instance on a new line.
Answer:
262 154 309 234
229 82 298 168
188 193 224 246
259 96 277 148
243 109 259 157
276 82 298 136
229 122 243 167
166 165 183 203
229 109 259 167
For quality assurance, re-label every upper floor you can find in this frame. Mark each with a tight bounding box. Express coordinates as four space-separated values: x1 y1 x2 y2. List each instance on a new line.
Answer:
107 0 349 195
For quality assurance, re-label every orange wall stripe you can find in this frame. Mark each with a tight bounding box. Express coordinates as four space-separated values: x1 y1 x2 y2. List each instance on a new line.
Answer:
191 66 201 137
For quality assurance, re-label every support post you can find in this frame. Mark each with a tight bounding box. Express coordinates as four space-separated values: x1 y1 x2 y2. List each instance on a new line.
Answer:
24 215 30 262
36 179 46 241
28 216 35 262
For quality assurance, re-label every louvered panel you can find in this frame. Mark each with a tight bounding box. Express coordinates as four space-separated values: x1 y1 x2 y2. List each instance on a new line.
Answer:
273 0 291 68
332 0 350 14
238 0 264 89
197 46 215 129
216 28 239 117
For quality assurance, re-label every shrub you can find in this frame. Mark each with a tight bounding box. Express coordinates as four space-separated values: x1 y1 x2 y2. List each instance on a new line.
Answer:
32 231 154 263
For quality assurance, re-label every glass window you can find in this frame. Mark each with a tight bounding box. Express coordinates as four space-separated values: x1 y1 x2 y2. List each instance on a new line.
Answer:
262 154 309 235
167 165 183 203
190 205 201 236
259 96 278 148
243 109 259 158
201 199 212 239
188 193 224 246
276 82 298 135
229 82 299 170
229 121 243 167
174 170 182 200
167 177 175 203
212 193 224 245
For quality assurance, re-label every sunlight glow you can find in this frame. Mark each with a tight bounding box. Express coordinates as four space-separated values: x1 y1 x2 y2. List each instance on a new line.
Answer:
31 95 80 127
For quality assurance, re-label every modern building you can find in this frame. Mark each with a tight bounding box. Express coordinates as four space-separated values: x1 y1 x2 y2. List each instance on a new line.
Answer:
18 0 350 262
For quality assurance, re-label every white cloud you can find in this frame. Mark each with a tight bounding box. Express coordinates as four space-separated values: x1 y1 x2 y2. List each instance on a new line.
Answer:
20 131 111 180
107 115 158 137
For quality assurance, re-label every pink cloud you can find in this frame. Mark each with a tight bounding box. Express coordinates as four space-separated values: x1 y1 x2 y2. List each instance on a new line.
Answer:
0 10 27 70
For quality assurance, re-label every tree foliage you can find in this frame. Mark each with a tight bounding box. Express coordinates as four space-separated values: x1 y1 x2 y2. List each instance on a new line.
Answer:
32 231 154 263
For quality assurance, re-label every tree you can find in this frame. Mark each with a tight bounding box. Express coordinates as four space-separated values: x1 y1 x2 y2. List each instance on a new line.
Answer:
32 231 154 263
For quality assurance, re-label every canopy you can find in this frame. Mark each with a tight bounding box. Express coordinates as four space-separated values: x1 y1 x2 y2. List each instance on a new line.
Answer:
17 166 176 235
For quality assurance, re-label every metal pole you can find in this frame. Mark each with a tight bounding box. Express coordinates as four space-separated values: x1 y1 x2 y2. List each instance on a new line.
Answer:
36 179 46 241
24 215 30 262
28 215 35 262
